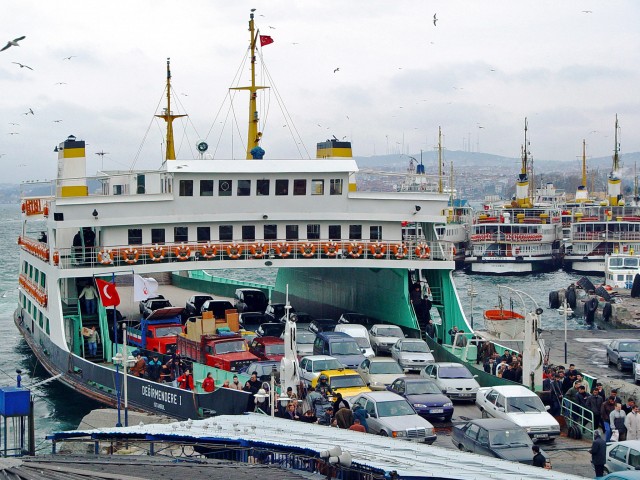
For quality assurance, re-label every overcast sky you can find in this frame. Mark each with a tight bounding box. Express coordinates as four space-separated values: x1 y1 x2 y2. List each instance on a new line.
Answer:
1 0 638 183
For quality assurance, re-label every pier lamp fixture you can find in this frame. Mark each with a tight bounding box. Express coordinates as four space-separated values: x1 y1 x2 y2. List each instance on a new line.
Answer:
262 214 268 220
413 205 421 215
557 299 573 364
92 209 98 220
467 282 478 329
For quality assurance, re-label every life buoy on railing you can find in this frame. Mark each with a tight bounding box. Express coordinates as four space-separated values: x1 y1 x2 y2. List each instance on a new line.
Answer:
97 249 114 265
149 245 166 262
174 244 191 261
323 241 339 257
415 243 431 259
300 242 316 258
347 242 364 258
199 242 217 260
391 243 408 259
226 243 243 259
122 247 140 265
21 203 26 213
369 242 387 259
250 242 267 259
275 242 292 258
52 250 60 266
43 205 49 217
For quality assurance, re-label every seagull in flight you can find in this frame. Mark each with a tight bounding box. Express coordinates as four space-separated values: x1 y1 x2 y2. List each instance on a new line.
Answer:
333 67 340 73
7 132 19 135
582 10 592 13
1 36 26 52
8 122 19 126
54 82 67 85
23 108 34 115
268 25 276 29
12 62 33 70
433 14 438 26
53 120 63 123
63 55 76 60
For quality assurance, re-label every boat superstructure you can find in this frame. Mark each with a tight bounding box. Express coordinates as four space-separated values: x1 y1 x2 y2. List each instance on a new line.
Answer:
466 119 563 274
15 12 472 419
604 253 640 289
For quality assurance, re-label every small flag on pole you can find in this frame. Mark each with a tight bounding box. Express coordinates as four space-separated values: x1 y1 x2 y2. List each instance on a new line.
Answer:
259 35 274 47
95 279 121 307
133 275 159 302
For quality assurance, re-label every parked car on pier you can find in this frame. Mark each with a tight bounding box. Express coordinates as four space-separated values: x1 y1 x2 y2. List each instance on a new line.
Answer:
605 440 640 475
607 339 640 371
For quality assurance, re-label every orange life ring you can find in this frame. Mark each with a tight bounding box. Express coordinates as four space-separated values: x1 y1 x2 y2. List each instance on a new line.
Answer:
174 244 191 261
249 242 267 259
369 242 387 259
52 250 60 266
347 242 364 258
97 249 114 265
43 205 49 217
199 242 217 260
149 245 166 262
299 242 316 258
275 242 292 258
391 244 408 259
415 244 431 259
226 243 243 259
452 246 457 256
122 247 140 265
323 241 339 257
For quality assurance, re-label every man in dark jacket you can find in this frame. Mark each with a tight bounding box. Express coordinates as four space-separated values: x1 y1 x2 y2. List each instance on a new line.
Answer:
588 430 606 477
532 445 545 468
601 395 617 442
584 387 604 431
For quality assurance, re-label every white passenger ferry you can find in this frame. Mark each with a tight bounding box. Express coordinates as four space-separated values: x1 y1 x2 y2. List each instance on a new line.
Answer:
14 12 470 419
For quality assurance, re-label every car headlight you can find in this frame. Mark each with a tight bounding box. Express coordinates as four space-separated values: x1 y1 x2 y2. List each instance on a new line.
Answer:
414 403 427 408
392 431 406 438
550 425 560 432
525 427 532 433
443 402 453 407
425 427 434 436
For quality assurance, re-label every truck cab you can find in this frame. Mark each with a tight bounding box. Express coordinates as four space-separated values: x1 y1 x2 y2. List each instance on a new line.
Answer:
127 307 185 354
178 333 259 373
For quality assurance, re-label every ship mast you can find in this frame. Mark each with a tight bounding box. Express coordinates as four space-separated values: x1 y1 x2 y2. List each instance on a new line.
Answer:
515 118 531 207
438 126 443 194
581 139 587 188
155 58 186 161
607 114 622 206
231 11 269 159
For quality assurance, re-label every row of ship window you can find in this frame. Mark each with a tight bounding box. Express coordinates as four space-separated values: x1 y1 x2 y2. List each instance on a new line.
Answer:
20 292 50 335
178 178 344 197
126 224 383 244
22 261 47 288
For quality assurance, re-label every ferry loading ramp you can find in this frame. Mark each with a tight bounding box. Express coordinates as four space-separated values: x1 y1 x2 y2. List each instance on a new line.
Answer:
52 413 584 480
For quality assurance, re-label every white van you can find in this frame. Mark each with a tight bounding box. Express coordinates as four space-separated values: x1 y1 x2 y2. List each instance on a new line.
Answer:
334 324 375 358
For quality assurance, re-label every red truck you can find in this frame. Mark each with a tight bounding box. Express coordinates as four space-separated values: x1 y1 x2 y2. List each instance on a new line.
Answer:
177 333 258 372
127 307 185 354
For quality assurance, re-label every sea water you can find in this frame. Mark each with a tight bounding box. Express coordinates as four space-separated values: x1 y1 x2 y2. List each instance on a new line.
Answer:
0 203 600 443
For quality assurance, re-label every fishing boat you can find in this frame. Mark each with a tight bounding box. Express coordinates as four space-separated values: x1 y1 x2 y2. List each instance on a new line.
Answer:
483 302 525 340
564 116 640 274
465 119 563 274
14 11 471 419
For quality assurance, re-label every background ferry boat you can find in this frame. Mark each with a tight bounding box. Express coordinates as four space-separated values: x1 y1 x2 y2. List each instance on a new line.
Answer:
605 252 640 289
465 119 563 274
14 12 474 420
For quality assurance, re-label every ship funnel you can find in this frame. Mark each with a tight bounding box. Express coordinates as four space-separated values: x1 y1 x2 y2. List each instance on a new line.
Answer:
56 135 88 197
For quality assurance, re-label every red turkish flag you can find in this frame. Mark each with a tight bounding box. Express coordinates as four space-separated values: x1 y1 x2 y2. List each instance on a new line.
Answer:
95 279 121 307
259 35 274 47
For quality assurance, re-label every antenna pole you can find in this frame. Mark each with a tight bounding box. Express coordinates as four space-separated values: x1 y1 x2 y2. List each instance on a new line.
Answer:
438 127 443 194
155 58 186 161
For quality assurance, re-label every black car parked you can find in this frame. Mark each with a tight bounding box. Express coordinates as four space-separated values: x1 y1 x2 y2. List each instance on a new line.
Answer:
234 288 268 313
185 295 213 317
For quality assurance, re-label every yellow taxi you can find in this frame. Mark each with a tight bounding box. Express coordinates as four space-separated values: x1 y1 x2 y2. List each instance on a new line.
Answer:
311 369 372 400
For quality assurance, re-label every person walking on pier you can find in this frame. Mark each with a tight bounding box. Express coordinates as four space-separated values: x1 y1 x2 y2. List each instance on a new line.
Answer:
625 405 640 440
531 445 545 468
588 430 606 478
611 403 627 441
585 387 604 432
624 398 636 415
602 396 618 442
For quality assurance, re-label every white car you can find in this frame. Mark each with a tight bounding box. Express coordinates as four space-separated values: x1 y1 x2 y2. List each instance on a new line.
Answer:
633 353 640 384
351 391 436 444
299 355 345 386
420 362 480 401
391 338 435 371
369 324 405 355
475 385 560 442
334 323 375 358
357 358 404 390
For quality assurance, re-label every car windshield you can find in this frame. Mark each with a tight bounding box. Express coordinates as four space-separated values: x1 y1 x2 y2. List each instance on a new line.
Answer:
313 359 344 371
377 327 404 337
439 366 473 379
244 292 265 302
152 300 171 309
330 375 366 389
213 341 247 354
154 326 182 337
331 341 361 355
377 400 415 417
406 381 441 395
401 341 430 353
194 297 211 309
619 342 640 352
370 362 403 374
507 396 546 413
265 344 285 355
353 337 371 348
489 428 531 447
297 331 316 344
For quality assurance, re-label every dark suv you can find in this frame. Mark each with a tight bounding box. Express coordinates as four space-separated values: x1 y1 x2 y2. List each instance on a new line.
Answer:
264 303 296 322
185 295 213 317
234 288 268 313
200 300 234 319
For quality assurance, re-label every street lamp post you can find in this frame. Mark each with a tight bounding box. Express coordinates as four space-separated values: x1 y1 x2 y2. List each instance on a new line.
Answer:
557 298 573 364
468 281 478 330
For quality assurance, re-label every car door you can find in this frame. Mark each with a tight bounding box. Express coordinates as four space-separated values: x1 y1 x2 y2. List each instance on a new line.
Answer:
492 393 507 420
475 427 491 456
391 340 401 362
390 378 405 396
364 398 382 434
463 423 480 452
628 448 640 471
482 389 498 416
608 444 629 472
359 359 370 383
609 341 619 363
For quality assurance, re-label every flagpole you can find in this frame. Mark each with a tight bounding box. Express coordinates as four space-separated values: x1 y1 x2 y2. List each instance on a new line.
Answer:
112 272 122 427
